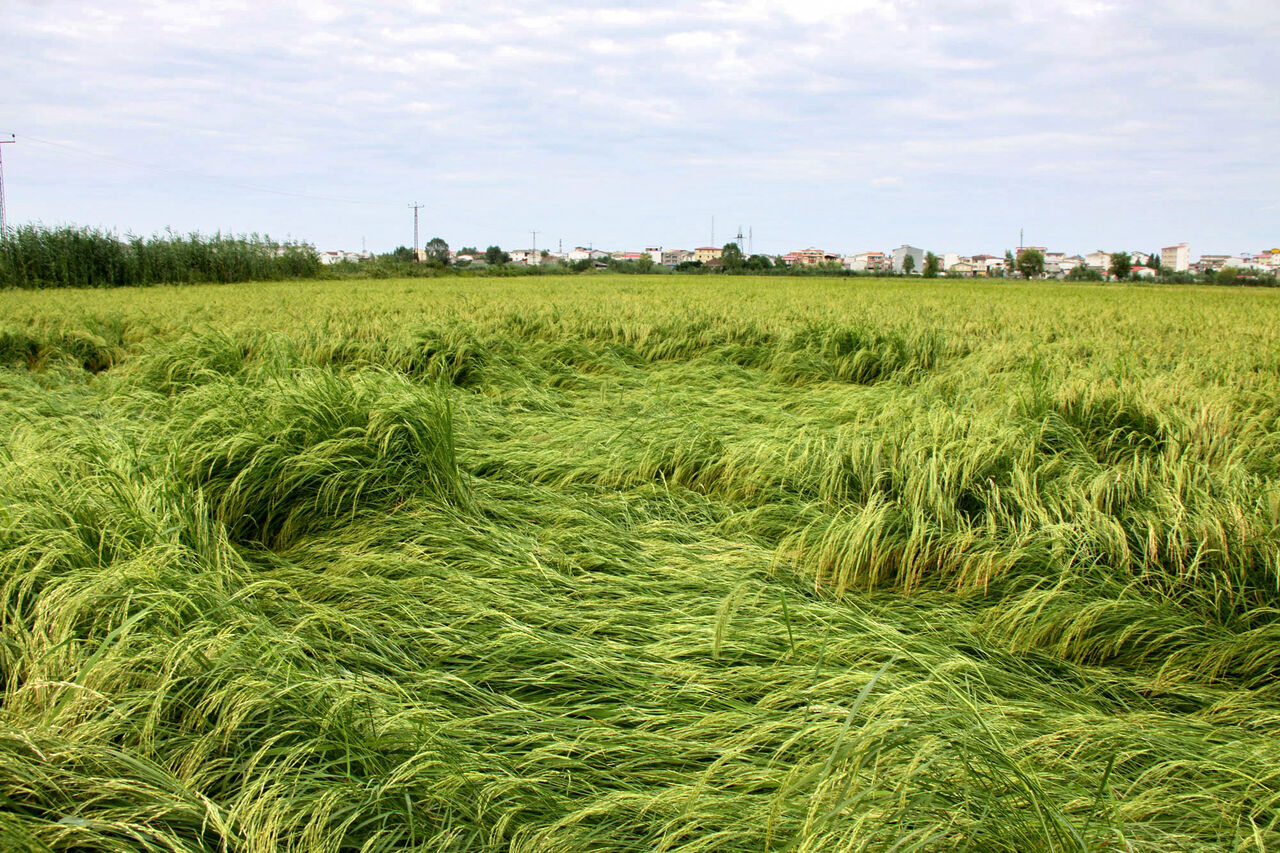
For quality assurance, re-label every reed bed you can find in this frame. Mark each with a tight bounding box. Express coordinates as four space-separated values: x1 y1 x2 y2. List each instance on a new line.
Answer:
0 226 319 289
1 275 1279 851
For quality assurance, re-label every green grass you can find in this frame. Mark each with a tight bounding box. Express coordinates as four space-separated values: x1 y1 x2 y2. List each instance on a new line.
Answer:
2 275 1280 851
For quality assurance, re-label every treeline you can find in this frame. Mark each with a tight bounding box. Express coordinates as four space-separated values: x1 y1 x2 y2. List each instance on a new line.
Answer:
0 226 320 288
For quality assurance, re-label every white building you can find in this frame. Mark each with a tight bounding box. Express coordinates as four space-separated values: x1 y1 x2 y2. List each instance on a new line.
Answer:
892 245 924 274
1084 250 1111 271
1161 243 1190 272
317 250 373 265
1222 256 1258 269
844 251 889 272
567 247 609 262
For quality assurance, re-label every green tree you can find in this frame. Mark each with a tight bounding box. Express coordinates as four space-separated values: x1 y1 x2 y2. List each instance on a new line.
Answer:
721 242 744 272
1067 264 1103 281
484 245 510 265
902 254 916 275
458 246 479 256
923 251 941 278
424 237 450 267
1217 266 1240 285
744 254 773 271
384 246 415 263
1016 248 1045 279
1108 251 1132 281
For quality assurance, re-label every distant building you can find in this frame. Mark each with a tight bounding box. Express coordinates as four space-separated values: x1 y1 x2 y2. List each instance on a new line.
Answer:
789 247 828 266
972 254 1002 275
644 246 663 264
662 249 694 266
693 246 722 263
317 250 373 265
845 251 889 272
1084 250 1111 271
567 247 609 262
1161 243 1189 272
1059 256 1085 274
892 245 924 274
1252 251 1280 272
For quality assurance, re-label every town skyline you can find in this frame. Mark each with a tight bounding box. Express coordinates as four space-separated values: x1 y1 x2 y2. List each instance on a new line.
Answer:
6 1 1278 256
315 237 1278 279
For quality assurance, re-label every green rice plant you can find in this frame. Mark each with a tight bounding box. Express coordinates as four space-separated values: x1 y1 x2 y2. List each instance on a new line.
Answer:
1 276 1279 851
167 368 468 547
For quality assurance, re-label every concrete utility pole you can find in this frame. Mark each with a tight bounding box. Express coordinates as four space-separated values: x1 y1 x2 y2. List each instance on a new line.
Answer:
531 230 539 265
409 202 424 258
0 135 15 233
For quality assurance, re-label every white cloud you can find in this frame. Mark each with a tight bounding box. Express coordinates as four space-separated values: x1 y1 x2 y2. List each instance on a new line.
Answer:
4 0 1278 253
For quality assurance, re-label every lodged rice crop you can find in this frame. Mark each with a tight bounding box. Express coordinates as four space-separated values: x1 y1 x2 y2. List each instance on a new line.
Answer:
1 275 1279 851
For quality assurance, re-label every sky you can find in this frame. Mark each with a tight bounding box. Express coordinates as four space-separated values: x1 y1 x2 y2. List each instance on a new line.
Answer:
4 0 1279 256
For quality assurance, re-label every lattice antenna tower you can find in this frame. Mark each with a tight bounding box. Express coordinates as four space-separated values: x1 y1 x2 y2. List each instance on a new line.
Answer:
409 202 424 258
0 135 15 233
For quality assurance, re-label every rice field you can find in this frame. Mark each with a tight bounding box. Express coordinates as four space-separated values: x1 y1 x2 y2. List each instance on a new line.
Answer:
2 274 1280 852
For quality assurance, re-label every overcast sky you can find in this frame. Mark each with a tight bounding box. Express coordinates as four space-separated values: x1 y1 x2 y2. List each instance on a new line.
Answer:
5 0 1278 255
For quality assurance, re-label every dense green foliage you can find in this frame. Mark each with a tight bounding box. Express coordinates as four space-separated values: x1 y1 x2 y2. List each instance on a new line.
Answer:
922 251 941 278
1016 248 1045 279
2 275 1280 851
1109 252 1132 280
0 225 319 288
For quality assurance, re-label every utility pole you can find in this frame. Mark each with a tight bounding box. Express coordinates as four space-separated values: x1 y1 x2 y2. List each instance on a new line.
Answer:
0 135 15 233
531 230 539 265
409 202 424 260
